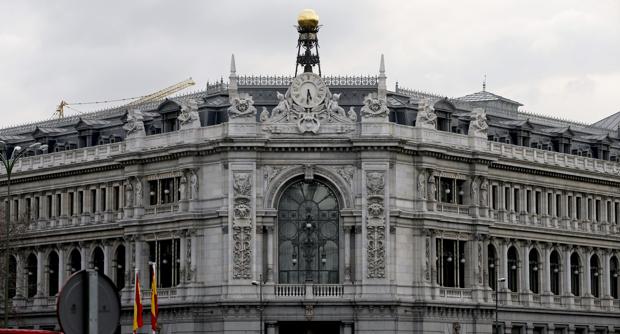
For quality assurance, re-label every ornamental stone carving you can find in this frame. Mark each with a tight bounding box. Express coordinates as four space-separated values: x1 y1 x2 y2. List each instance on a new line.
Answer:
427 171 437 202
232 172 253 279
261 89 355 135
123 109 146 138
178 99 201 129
366 171 386 278
468 108 488 138
415 99 437 129
336 166 355 185
189 169 198 200
480 178 489 207
228 93 257 119
361 92 389 120
417 169 427 200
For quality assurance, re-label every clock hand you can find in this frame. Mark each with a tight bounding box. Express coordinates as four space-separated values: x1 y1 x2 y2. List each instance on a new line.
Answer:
306 89 312 104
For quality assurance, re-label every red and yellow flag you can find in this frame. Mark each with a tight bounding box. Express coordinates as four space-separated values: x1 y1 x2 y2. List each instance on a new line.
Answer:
151 263 159 334
133 271 143 333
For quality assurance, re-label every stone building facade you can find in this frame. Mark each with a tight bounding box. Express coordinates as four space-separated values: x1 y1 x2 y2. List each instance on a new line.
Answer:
2 23 620 334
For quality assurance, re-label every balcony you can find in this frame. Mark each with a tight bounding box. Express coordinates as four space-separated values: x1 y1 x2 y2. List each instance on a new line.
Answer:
274 284 344 298
438 287 472 301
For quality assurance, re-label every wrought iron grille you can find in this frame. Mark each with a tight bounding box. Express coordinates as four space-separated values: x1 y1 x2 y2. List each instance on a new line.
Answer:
278 180 339 284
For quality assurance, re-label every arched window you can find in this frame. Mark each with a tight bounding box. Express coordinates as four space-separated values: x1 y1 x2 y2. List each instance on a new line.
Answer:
590 254 600 298
92 247 105 275
70 249 81 273
529 249 540 294
278 180 339 284
48 251 59 296
114 245 126 290
507 246 519 292
488 244 497 291
611 256 619 299
550 250 561 295
570 252 581 296
26 253 37 298
8 255 17 299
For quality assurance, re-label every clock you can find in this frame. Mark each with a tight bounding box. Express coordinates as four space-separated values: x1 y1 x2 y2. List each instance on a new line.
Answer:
290 72 327 109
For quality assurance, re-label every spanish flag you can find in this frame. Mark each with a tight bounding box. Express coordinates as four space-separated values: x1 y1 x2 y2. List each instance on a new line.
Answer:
151 263 159 334
133 270 143 333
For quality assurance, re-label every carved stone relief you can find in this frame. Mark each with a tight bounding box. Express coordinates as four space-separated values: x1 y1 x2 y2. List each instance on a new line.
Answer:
469 108 489 138
366 171 386 279
228 93 257 119
232 172 253 279
361 92 389 120
335 166 355 185
123 109 146 138
417 169 427 200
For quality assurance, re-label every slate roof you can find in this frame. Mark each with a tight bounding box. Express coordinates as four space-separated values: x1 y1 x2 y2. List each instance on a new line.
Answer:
591 111 620 130
457 90 523 106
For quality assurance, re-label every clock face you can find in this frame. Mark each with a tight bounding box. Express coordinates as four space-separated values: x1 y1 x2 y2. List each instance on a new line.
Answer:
290 73 327 109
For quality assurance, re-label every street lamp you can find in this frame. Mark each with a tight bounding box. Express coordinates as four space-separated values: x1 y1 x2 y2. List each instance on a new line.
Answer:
251 274 263 334
495 277 506 334
0 141 47 326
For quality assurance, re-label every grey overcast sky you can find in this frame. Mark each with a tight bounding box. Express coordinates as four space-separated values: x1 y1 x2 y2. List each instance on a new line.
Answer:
0 1 618 126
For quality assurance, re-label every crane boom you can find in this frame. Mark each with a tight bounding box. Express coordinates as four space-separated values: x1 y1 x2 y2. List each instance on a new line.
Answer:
126 78 196 106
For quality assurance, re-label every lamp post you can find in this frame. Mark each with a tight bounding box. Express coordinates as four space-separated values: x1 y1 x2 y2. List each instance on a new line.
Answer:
251 274 263 334
495 277 506 334
0 141 46 326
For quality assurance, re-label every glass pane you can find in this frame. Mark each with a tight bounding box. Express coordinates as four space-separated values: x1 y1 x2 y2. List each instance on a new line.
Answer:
278 180 339 284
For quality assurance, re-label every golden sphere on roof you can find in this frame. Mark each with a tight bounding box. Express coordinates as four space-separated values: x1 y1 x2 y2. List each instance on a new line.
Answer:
297 9 319 30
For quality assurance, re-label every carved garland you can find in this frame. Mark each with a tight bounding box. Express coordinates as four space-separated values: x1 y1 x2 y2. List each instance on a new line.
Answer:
366 171 386 279
232 172 253 279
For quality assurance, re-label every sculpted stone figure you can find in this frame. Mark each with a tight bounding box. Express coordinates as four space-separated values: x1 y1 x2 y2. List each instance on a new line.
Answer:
480 178 489 207
427 172 437 201
272 91 291 116
179 175 188 201
327 93 346 116
123 109 146 138
190 170 198 200
228 93 257 119
125 182 134 207
417 170 427 200
470 177 479 205
134 178 143 206
178 99 201 129
416 99 437 129
259 107 270 122
469 108 489 138
347 107 357 121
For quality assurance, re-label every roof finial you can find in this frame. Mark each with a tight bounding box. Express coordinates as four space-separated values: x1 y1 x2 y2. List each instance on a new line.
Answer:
379 54 385 75
482 74 487 92
230 54 236 75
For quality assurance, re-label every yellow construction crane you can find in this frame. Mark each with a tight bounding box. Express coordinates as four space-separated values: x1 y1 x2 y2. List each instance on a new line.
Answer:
54 78 196 119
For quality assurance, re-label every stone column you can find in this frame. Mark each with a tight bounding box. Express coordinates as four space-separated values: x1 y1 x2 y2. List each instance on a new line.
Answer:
57 247 66 290
103 242 111 277
522 243 530 293
342 226 351 282
584 250 592 297
267 226 275 283
179 234 187 284
36 249 44 297
133 237 144 284
564 247 572 296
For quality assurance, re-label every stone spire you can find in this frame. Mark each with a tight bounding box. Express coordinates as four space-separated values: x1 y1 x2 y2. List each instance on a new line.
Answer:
378 54 387 100
228 54 238 99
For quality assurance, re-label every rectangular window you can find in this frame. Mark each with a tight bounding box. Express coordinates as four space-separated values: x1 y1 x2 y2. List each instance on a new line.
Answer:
435 239 466 288
504 187 510 211
34 197 40 220
47 195 52 218
113 186 120 211
492 186 498 210
568 196 573 218
90 189 97 213
587 198 592 220
576 197 582 220
615 202 619 224
69 192 74 216
607 201 612 223
535 191 541 215
13 199 19 221
440 178 454 204
148 177 182 206
556 194 561 217
101 188 107 212
148 239 181 288
513 189 520 212
56 194 62 217
78 191 83 215
547 193 552 216
595 199 601 222
456 180 465 205
526 190 532 213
